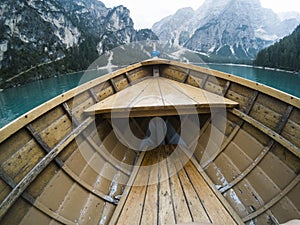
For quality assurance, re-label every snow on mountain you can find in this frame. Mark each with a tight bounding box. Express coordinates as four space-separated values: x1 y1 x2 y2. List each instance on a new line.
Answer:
152 0 300 60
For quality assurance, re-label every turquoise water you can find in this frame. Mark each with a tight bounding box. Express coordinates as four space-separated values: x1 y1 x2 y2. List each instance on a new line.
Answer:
205 63 300 98
0 69 108 128
0 64 299 128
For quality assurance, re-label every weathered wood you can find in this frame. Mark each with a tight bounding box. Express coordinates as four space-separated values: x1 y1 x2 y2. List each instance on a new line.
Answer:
26 124 64 168
158 147 176 225
0 62 143 143
140 150 158 225
109 79 118 93
167 149 192 224
0 117 93 220
62 166 118 205
89 89 99 103
84 77 238 117
141 59 300 108
183 69 190 83
125 72 132 85
277 105 293 133
108 151 145 225
223 81 231 96
0 168 76 224
173 155 211 223
243 175 300 222
201 74 209 89
179 146 245 225
202 125 241 169
231 108 300 158
0 58 299 224
184 161 238 224
219 141 274 193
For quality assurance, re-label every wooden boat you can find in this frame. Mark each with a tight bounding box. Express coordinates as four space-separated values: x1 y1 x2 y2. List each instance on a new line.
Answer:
0 58 299 225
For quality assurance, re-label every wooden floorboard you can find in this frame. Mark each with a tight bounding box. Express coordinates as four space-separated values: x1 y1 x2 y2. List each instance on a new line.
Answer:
140 149 158 225
116 145 239 225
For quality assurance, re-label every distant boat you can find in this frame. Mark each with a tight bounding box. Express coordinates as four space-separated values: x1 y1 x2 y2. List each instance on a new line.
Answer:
0 59 299 225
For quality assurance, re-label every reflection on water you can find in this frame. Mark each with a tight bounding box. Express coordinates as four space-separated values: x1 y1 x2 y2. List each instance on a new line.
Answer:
0 64 299 128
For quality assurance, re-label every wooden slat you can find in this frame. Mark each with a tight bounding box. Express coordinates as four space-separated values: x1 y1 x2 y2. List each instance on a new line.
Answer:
158 147 176 225
184 161 238 224
108 152 145 225
125 72 132 85
231 109 300 158
84 77 238 117
0 63 144 143
167 148 193 224
276 105 293 133
174 157 211 223
0 117 93 220
140 150 158 225
243 175 300 222
179 146 245 225
0 167 76 224
116 151 152 224
109 79 118 93
219 141 274 193
202 125 241 169
26 124 64 168
141 59 300 109
89 89 99 103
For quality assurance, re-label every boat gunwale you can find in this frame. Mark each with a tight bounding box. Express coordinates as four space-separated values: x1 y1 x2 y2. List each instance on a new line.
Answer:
1 59 299 143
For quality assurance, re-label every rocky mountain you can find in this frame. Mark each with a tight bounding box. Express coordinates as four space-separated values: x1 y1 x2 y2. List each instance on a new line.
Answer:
254 24 300 72
152 0 300 61
0 0 158 88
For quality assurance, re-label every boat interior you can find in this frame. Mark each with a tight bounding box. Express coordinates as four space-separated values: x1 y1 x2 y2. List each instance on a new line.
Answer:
0 59 299 225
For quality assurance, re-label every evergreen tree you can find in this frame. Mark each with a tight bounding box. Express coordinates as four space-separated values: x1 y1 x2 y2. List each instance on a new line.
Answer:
254 24 300 72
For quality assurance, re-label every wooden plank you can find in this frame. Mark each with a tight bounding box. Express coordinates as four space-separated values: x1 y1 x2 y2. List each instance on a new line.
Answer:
117 151 152 225
182 151 245 225
131 77 164 108
219 141 274 193
243 175 300 222
231 108 300 158
109 79 118 93
158 147 176 225
88 89 99 103
175 161 211 223
141 59 300 109
277 105 293 133
125 72 132 84
26 124 64 168
167 148 192 224
85 77 238 116
0 117 93 220
0 62 143 142
2 59 299 144
84 79 153 114
108 151 145 225
158 78 197 107
184 161 238 225
140 150 158 225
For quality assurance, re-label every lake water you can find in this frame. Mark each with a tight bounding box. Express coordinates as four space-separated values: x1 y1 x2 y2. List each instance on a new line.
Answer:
0 64 299 128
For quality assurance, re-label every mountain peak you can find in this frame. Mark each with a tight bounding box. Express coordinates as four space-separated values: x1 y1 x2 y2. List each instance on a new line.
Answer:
152 0 300 60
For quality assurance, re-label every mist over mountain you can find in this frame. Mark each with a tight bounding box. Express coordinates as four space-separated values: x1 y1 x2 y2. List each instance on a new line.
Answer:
152 0 300 61
0 0 158 88
254 24 300 72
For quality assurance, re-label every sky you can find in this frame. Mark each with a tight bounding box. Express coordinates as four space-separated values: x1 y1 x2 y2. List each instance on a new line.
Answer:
100 0 300 29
